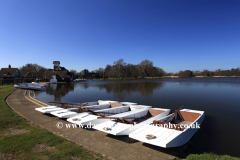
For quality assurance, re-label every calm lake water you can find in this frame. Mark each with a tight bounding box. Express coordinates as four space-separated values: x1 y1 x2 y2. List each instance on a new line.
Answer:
35 78 240 157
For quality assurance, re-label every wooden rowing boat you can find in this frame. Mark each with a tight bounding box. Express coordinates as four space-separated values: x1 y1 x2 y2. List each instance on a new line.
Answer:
129 109 204 148
93 108 170 135
66 103 152 125
49 100 119 118
35 105 60 112
35 100 117 114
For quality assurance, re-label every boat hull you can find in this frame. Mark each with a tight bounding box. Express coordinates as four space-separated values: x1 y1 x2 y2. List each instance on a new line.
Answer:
67 104 147 126
49 102 118 118
129 109 204 148
93 108 170 136
35 106 59 112
14 83 47 91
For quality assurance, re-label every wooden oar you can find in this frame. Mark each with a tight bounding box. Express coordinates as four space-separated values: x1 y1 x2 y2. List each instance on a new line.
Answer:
79 107 106 110
97 117 141 119
49 101 91 109
93 112 116 114
176 110 185 121
49 101 80 105
77 102 88 106
165 105 184 122
77 106 108 113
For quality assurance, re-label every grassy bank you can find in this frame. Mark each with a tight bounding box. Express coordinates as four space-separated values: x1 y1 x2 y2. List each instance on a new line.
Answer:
0 85 100 160
178 153 240 160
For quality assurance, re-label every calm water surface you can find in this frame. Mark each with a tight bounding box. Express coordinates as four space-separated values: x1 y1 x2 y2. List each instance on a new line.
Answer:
35 78 240 157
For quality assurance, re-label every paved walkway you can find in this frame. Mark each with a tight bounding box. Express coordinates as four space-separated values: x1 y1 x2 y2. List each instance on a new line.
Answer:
6 89 179 160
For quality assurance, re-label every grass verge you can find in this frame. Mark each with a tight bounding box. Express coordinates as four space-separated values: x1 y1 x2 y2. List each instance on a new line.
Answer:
177 153 240 160
0 85 100 160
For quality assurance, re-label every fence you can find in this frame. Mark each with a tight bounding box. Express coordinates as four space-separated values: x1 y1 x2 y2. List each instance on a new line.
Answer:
0 78 38 85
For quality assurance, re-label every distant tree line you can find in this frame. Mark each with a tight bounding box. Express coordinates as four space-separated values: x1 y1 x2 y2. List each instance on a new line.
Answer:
18 62 240 79
167 68 240 78
76 59 165 79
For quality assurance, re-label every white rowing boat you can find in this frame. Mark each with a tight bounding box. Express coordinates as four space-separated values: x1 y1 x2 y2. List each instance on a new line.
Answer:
35 103 81 113
14 82 48 91
93 108 170 135
49 100 119 118
119 102 138 106
35 100 116 114
35 105 60 112
66 103 151 125
129 109 204 148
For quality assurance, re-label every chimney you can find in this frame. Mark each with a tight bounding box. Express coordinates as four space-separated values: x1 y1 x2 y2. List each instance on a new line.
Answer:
9 64 11 68
53 61 60 68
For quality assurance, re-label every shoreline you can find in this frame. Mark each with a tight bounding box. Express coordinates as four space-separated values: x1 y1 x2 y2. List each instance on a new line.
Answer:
99 76 240 80
37 76 240 83
5 88 178 160
146 76 240 79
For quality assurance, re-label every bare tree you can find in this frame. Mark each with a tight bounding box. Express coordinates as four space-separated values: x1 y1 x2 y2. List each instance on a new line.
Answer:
104 65 112 78
113 59 126 79
193 70 200 76
96 67 104 78
19 63 45 72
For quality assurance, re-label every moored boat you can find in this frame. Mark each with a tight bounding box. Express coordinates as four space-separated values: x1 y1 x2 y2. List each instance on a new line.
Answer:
66 103 152 125
35 102 82 113
14 82 48 91
49 100 118 118
93 108 170 135
119 102 138 106
35 100 117 114
129 109 204 148
35 105 60 112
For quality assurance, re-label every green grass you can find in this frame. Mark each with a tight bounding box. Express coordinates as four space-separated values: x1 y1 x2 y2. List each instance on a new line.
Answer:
177 153 240 160
0 85 100 160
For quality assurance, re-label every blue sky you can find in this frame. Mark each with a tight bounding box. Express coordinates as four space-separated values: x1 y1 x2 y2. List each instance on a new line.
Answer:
0 0 239 73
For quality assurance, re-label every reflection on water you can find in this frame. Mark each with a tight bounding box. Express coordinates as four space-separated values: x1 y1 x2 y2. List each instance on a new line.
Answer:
35 78 240 157
94 82 164 99
46 83 74 102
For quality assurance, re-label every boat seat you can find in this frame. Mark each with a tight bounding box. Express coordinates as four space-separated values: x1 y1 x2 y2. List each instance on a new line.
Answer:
179 111 200 122
110 103 123 108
